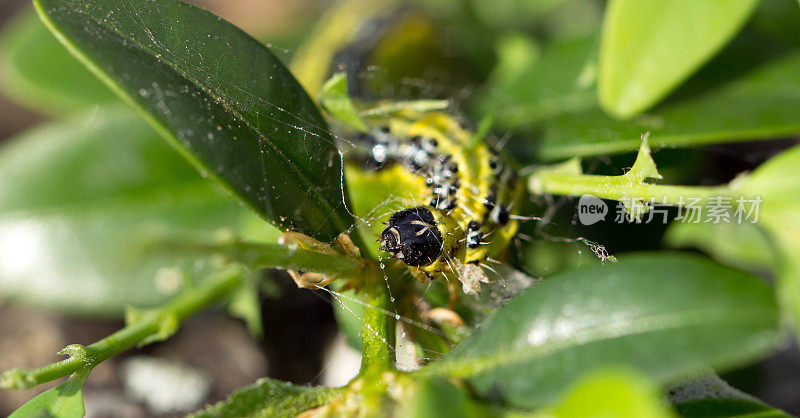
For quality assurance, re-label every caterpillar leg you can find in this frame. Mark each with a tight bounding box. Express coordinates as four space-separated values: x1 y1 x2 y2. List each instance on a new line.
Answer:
279 231 360 289
335 233 362 259
287 270 335 289
423 307 465 328
278 231 339 255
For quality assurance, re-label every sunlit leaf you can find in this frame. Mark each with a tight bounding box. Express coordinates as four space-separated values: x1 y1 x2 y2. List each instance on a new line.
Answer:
598 0 759 117
547 369 675 418
9 373 86 418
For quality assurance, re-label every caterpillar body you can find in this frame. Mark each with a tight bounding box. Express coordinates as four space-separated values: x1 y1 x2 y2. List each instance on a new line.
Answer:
354 110 523 294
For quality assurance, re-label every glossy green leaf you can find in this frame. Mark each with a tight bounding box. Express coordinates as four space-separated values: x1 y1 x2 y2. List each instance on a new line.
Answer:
674 398 789 418
547 369 675 418
664 221 775 273
0 106 268 315
35 0 354 242
9 373 86 418
0 9 115 112
419 253 783 409
599 0 759 118
189 377 339 418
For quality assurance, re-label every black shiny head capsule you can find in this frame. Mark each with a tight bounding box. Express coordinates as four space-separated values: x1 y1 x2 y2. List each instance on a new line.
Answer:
380 207 443 267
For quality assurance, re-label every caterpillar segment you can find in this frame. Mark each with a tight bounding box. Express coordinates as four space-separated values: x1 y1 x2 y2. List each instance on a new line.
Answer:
363 111 523 295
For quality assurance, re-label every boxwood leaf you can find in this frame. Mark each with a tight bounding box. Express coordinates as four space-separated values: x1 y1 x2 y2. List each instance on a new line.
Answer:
8 373 86 418
599 0 759 118
0 9 115 112
736 145 800 340
481 6 800 161
539 42 800 160
0 106 268 315
664 221 775 273
660 143 800 343
418 253 783 409
189 377 339 418
34 0 355 242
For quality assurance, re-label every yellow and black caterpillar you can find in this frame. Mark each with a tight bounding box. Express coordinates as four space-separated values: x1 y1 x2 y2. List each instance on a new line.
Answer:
289 0 524 294
353 110 523 294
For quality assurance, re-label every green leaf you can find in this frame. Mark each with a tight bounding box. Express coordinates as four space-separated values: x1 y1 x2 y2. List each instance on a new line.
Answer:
478 36 597 130
664 221 775 273
674 398 790 418
483 30 800 161
484 33 541 94
402 377 495 418
331 286 365 351
0 9 115 112
319 72 368 132
540 46 800 160
9 373 87 418
471 0 569 28
124 306 180 347
0 106 267 315
736 145 800 339
35 0 355 242
419 253 783 409
228 279 264 337
547 369 675 418
598 0 759 117
470 0 603 40
189 377 339 418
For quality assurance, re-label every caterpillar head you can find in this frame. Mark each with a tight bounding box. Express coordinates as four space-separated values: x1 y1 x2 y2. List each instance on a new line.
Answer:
380 207 443 267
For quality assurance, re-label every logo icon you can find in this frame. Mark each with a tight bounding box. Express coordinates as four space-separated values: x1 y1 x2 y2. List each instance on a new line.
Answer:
578 195 607 225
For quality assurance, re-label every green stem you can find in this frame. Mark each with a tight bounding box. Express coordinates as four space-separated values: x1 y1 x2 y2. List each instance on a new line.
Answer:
1 241 366 391
527 142 740 211
359 267 395 376
356 265 396 413
1 266 245 390
530 171 729 206
223 242 362 278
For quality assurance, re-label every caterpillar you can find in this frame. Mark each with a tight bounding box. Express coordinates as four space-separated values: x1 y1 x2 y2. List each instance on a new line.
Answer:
353 109 523 295
287 0 524 295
